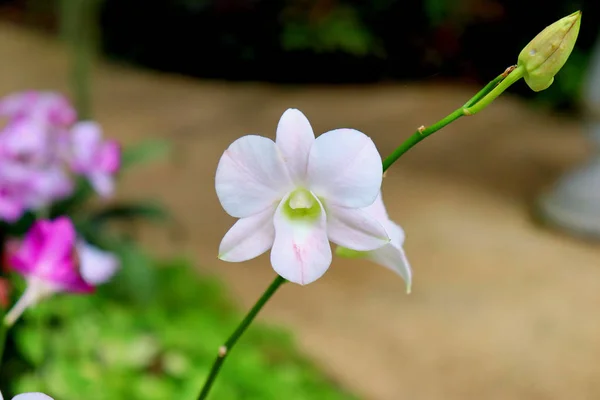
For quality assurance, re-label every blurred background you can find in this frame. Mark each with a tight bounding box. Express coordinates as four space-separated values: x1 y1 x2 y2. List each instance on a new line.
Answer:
0 0 598 108
1 1 600 400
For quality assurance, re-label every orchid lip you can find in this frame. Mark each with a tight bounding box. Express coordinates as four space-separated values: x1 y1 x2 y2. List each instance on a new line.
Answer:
282 188 322 221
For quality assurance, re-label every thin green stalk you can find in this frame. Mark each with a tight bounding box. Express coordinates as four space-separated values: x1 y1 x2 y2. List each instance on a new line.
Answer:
462 67 512 108
463 66 524 115
382 107 464 172
196 275 287 400
58 0 99 119
382 66 522 171
0 323 7 370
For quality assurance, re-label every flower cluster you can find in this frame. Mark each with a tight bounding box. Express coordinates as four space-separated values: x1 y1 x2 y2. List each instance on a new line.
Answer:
0 91 120 222
216 109 411 289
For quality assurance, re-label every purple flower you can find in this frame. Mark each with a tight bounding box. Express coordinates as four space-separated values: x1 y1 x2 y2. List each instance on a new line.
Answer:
0 90 120 222
4 217 93 326
69 121 120 197
0 90 76 126
0 118 73 220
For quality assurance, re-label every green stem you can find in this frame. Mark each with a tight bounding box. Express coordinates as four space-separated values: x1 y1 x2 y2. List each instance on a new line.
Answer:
463 66 524 115
462 72 507 109
58 0 99 119
382 66 523 172
382 108 464 171
0 322 8 373
196 275 287 400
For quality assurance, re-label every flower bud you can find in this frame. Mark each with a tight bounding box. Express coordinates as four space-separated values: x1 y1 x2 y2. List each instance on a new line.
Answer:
517 11 581 92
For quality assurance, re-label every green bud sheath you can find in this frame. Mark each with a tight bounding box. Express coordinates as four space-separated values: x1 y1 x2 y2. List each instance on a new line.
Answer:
518 11 582 92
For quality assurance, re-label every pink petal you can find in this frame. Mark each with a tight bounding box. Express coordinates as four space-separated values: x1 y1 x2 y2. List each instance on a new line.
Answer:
70 121 102 171
216 135 293 218
0 91 75 126
98 140 121 173
271 192 331 285
307 128 382 208
326 205 389 251
42 93 77 126
275 109 315 184
0 91 38 118
0 118 50 160
36 217 76 269
0 195 24 223
26 166 74 206
10 221 53 274
219 205 276 262
77 241 119 285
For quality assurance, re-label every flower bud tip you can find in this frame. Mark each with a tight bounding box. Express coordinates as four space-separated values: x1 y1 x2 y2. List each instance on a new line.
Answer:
517 11 582 92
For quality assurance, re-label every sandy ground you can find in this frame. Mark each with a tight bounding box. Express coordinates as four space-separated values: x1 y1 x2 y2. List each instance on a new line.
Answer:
2 22 600 400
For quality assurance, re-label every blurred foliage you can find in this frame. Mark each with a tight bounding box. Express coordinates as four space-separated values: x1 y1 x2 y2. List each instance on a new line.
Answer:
4 259 357 400
281 4 381 56
2 0 598 106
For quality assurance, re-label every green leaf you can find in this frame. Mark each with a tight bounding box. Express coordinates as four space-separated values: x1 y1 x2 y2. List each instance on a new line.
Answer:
89 201 169 226
103 240 158 305
49 178 95 218
120 139 171 170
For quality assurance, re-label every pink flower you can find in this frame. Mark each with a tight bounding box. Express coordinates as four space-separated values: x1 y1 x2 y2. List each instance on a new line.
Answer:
4 217 93 326
216 108 389 285
0 111 74 221
0 90 76 126
69 121 120 197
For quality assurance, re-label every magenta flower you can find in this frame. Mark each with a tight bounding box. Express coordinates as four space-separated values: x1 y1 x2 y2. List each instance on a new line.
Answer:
0 90 76 126
4 217 93 326
69 121 120 197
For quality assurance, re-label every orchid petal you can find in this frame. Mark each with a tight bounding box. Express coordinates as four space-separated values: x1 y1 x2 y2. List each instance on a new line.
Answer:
364 193 406 245
369 242 412 293
307 128 382 208
216 135 293 218
275 108 315 183
219 205 276 262
326 205 389 251
77 241 120 285
271 192 331 285
13 393 54 400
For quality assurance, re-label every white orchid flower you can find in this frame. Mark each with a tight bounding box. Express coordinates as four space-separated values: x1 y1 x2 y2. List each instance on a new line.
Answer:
216 108 389 284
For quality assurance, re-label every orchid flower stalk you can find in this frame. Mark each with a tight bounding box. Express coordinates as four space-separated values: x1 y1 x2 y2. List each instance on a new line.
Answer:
196 12 582 399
